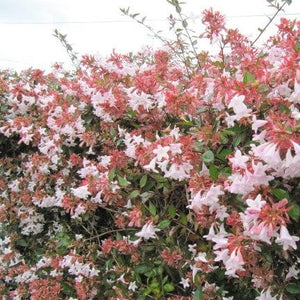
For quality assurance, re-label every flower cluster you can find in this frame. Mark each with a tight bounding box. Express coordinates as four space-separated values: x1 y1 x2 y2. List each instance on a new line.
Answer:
0 7 300 300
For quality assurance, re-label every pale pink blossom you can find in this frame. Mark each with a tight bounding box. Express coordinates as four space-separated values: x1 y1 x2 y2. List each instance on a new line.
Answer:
285 265 300 280
229 149 249 169
194 252 208 263
225 94 252 126
204 223 228 249
71 185 91 200
128 281 138 291
188 185 224 213
164 162 193 180
224 249 245 278
135 223 160 240
153 145 170 161
245 194 266 211
275 225 299 250
71 204 86 219
179 277 190 289
255 288 279 300
143 157 159 173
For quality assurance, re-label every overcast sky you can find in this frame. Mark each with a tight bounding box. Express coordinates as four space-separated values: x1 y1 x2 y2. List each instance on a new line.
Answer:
0 0 299 72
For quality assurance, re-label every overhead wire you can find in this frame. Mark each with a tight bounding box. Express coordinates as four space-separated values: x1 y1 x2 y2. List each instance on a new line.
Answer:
0 12 299 25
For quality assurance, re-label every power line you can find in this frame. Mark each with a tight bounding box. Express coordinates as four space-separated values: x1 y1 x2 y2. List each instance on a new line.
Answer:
0 12 299 25
0 19 160 25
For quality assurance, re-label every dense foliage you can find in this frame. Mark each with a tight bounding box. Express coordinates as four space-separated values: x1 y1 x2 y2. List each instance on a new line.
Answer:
0 2 300 299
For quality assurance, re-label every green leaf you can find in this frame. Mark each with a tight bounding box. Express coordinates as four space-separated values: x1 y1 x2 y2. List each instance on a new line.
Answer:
209 165 219 180
232 134 242 147
140 174 147 188
135 265 152 274
168 204 176 218
273 188 290 200
140 191 154 202
202 150 214 163
163 283 175 292
108 169 116 181
62 282 75 296
151 174 168 182
288 204 300 222
130 190 140 199
150 280 160 289
179 214 187 225
216 148 232 161
243 71 255 84
194 140 204 151
16 239 27 247
279 103 291 114
257 83 270 93
149 203 157 215
194 286 203 300
182 19 188 28
158 219 171 229
294 41 300 52
117 175 130 187
110 126 115 136
286 284 300 294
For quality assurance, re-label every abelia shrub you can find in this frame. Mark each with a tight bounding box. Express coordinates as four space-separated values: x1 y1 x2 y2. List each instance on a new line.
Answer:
0 5 300 300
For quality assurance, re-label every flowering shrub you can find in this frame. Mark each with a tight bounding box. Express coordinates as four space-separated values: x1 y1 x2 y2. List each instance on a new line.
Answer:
0 3 300 300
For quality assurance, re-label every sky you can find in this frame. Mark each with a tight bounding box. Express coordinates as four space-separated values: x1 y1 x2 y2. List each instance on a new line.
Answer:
0 0 299 72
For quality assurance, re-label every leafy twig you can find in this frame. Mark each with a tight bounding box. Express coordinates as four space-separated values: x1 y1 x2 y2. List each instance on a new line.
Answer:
53 29 79 69
166 0 201 68
120 6 195 75
251 0 291 46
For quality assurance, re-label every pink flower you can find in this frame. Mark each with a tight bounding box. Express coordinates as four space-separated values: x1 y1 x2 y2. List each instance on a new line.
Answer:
276 225 299 250
228 95 251 117
153 145 170 161
135 223 160 240
188 185 224 213
164 162 193 180
179 277 190 289
224 248 245 278
246 194 266 212
285 265 300 280
229 149 249 169
225 94 252 126
255 288 279 300
71 185 91 200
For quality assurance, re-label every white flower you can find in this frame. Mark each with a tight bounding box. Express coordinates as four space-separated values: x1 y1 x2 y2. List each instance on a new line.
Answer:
195 252 208 263
164 162 193 180
153 145 170 161
71 204 86 219
188 185 224 213
229 149 249 169
204 223 228 248
224 249 245 278
286 265 300 280
255 288 278 300
143 157 159 173
117 273 126 283
225 94 252 126
246 194 266 211
228 94 250 115
71 185 91 200
276 225 299 250
188 243 197 257
128 281 138 292
179 277 190 288
135 223 160 240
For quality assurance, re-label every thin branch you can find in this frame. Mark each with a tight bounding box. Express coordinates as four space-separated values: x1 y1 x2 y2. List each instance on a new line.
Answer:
53 29 79 70
251 0 288 46
84 227 137 241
